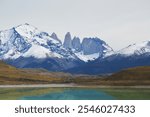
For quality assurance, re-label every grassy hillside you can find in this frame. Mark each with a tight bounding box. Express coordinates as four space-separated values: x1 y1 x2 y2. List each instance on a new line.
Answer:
103 66 150 86
107 66 150 80
0 61 150 86
71 66 150 86
0 61 71 85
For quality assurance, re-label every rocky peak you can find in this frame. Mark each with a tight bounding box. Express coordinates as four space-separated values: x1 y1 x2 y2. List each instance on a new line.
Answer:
72 37 81 52
14 23 39 39
81 37 111 56
63 32 72 49
50 32 61 44
51 32 58 40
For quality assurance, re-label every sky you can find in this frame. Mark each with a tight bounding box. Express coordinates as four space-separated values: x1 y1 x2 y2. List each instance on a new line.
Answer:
0 0 150 50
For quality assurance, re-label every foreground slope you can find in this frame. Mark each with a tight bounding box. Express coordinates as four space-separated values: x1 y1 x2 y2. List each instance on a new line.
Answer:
101 66 150 86
107 66 150 80
72 66 150 86
0 61 150 86
0 61 71 85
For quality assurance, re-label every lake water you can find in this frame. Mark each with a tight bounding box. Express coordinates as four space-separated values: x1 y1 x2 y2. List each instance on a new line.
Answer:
21 88 115 100
0 87 149 100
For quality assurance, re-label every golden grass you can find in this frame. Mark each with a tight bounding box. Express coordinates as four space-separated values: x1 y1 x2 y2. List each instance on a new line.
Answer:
0 61 70 85
0 61 150 86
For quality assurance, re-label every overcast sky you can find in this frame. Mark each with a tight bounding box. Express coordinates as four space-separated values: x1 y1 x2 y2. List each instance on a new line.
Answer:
0 0 150 50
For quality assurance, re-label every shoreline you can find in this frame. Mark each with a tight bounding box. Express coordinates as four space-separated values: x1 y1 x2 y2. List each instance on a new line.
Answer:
0 84 150 88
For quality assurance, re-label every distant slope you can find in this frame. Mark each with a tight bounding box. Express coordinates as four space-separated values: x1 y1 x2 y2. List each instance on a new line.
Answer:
72 66 150 86
102 66 150 86
107 66 150 80
0 61 16 70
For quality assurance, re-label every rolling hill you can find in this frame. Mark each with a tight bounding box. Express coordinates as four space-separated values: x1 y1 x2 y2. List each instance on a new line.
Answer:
0 61 71 85
71 66 150 86
103 66 150 86
0 61 150 86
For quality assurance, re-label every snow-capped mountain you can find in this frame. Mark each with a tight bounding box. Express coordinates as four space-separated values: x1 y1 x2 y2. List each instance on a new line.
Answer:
115 41 150 57
0 23 76 60
1 23 150 74
66 40 150 74
86 40 150 74
63 33 113 62
0 23 113 71
0 24 113 62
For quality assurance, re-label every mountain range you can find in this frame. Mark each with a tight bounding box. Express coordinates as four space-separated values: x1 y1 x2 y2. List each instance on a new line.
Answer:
0 23 150 74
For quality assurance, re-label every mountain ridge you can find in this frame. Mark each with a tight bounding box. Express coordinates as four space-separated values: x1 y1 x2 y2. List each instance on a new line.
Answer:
0 23 150 74
0 24 112 61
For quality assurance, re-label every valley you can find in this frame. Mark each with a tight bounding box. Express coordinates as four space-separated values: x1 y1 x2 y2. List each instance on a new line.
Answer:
0 61 150 86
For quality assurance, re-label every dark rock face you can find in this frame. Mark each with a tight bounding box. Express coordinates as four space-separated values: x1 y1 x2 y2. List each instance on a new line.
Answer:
81 38 103 55
63 35 112 57
72 37 81 52
63 32 72 49
50 32 62 44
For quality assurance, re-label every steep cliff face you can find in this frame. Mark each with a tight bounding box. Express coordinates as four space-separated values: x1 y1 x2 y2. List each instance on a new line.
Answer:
62 33 113 62
50 32 62 44
72 37 81 52
81 38 103 55
63 32 72 49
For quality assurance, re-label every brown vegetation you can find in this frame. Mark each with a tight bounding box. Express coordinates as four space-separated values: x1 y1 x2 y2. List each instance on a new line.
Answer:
0 61 150 86
0 61 71 85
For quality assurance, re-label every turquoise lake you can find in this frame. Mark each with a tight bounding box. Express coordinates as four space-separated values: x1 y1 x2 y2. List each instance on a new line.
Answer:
21 88 115 100
0 87 149 100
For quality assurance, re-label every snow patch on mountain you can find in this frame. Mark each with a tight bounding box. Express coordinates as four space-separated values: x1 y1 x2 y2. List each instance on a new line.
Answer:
116 41 150 56
0 29 14 44
2 49 21 59
15 23 39 39
75 52 100 62
22 44 63 59
34 32 60 45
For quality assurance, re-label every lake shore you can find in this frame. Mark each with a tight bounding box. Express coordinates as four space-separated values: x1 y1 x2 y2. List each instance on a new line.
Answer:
0 84 150 88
